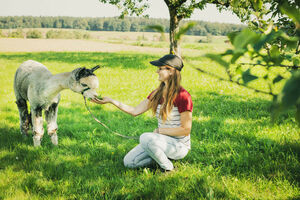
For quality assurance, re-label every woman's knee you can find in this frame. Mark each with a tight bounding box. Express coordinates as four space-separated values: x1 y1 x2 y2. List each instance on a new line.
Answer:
139 132 156 148
123 153 134 168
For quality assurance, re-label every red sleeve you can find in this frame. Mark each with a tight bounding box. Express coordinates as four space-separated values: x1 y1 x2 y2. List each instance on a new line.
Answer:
174 88 193 113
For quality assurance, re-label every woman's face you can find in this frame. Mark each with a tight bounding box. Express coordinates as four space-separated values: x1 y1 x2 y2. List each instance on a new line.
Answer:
157 65 173 82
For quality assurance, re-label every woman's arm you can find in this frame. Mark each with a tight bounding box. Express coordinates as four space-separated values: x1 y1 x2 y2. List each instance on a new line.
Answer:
91 97 150 117
154 111 192 136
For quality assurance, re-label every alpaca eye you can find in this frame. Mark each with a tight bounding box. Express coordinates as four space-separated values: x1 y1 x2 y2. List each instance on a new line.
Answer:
80 83 88 87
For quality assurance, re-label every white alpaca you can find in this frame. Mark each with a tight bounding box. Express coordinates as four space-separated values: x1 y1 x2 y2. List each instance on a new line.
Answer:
14 60 100 146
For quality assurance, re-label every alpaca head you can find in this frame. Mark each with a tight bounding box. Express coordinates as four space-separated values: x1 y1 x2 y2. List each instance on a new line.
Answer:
70 65 100 100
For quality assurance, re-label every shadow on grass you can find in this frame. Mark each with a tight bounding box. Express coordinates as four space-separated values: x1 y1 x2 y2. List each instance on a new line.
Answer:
0 90 299 199
188 91 300 182
0 52 157 70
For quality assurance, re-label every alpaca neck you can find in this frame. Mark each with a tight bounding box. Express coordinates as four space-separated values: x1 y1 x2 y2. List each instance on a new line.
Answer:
44 72 72 100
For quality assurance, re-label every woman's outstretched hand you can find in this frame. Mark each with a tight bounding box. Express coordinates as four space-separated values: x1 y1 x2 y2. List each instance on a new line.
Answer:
90 96 111 104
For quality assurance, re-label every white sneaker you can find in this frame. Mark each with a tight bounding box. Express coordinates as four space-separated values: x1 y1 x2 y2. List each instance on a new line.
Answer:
33 135 41 147
51 134 58 145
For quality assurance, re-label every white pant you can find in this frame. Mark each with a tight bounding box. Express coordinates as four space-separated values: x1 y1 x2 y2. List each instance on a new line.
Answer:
123 132 189 171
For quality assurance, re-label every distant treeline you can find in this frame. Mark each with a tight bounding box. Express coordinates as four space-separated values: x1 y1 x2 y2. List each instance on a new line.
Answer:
0 16 245 36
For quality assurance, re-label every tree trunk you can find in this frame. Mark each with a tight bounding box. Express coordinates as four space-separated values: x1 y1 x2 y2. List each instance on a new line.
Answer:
169 8 181 57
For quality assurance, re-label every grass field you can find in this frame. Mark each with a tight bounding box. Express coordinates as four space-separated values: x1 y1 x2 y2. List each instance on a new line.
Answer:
0 38 299 199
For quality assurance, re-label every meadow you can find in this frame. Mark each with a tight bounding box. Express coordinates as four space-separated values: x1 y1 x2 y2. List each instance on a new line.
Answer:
0 34 299 199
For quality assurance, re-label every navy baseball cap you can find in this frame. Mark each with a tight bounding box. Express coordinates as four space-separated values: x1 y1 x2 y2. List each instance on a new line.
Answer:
150 54 184 71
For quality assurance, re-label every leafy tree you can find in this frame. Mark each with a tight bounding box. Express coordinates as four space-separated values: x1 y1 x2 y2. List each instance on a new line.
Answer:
0 16 244 37
62 18 73 29
130 22 140 32
98 0 216 56
73 19 88 29
89 19 104 31
8 29 24 38
54 19 62 28
121 20 131 32
198 2 300 125
26 30 42 39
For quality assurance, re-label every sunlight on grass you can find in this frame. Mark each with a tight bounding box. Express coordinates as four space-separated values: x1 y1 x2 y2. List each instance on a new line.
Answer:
193 115 211 123
0 51 299 199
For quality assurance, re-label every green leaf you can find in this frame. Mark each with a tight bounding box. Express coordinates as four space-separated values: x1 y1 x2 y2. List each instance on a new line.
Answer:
221 49 234 56
269 45 283 65
280 3 300 24
272 75 284 84
276 71 300 110
205 53 229 68
251 0 263 11
227 31 240 44
279 32 299 50
269 45 280 57
175 22 196 41
296 104 300 127
253 30 281 52
242 68 258 84
231 52 244 64
146 25 166 41
233 29 260 51
293 56 300 66
232 0 239 7
146 25 165 33
272 72 300 126
236 65 243 75
97 95 103 100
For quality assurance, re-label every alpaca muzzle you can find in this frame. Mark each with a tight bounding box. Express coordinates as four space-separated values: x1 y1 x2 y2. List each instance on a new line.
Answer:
81 87 98 100
81 87 91 95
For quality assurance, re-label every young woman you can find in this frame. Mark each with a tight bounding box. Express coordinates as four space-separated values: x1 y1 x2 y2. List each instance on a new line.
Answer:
91 54 193 171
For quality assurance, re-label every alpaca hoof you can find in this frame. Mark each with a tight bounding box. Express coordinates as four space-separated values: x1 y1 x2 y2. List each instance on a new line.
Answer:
33 135 41 147
51 134 58 145
20 127 29 136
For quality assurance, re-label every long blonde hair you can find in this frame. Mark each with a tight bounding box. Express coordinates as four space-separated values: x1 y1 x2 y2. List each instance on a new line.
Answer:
148 68 181 122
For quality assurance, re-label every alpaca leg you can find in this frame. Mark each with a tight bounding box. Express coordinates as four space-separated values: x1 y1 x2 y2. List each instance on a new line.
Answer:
45 102 59 145
31 107 44 147
15 99 31 136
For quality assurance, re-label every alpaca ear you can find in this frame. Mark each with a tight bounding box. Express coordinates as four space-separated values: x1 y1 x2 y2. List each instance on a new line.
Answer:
91 65 100 72
74 67 86 81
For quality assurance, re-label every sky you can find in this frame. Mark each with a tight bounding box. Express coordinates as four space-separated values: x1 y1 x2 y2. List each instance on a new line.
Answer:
0 0 243 24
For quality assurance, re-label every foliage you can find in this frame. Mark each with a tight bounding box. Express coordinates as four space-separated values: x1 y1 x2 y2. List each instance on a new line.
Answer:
26 30 42 39
202 2 300 125
99 0 150 18
96 0 248 55
0 51 299 199
8 29 24 38
227 0 299 38
175 22 197 41
0 16 245 37
46 30 91 39
146 22 197 44
145 25 167 41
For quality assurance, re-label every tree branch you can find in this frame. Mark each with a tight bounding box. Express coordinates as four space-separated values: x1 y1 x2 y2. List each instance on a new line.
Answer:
239 63 300 69
296 41 300 54
164 0 171 6
176 0 187 7
193 67 275 96
164 0 186 8
209 0 230 8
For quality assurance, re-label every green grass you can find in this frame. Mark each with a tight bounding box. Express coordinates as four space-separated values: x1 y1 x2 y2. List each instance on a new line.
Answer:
0 51 299 199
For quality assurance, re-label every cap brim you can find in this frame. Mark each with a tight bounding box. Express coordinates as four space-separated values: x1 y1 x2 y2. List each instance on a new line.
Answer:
150 60 165 67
